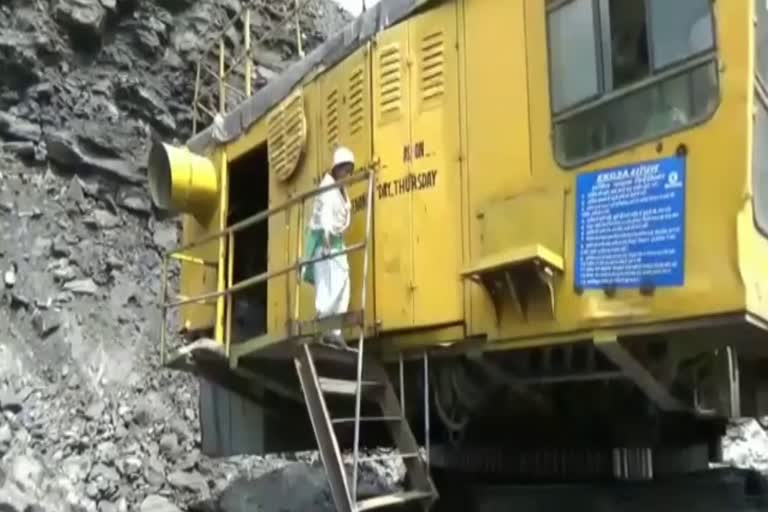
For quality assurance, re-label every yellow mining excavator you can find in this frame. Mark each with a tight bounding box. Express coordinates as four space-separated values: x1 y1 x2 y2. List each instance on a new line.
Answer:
148 0 768 510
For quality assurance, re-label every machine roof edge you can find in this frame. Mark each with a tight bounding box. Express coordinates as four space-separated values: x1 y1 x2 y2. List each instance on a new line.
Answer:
186 0 437 156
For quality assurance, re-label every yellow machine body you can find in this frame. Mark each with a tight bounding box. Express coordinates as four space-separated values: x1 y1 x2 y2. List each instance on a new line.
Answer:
162 0 768 361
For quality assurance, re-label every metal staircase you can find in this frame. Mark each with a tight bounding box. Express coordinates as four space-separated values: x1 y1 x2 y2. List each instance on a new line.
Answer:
295 343 437 511
293 170 437 511
158 167 437 510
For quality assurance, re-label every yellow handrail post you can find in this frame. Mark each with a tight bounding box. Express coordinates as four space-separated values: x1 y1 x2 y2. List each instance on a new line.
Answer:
214 151 229 343
293 198 305 328
285 201 292 336
225 231 235 357
159 170 373 359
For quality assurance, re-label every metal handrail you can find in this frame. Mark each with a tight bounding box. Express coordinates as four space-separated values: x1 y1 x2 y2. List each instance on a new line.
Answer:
165 241 366 308
170 170 372 255
160 169 375 364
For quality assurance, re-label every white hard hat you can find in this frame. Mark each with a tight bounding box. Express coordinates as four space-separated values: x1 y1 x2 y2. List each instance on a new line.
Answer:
332 146 355 169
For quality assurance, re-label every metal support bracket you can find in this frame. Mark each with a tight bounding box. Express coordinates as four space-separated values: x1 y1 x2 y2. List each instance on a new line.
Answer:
594 332 688 412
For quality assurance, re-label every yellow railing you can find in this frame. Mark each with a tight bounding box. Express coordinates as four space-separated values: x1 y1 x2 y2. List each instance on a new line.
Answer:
192 0 309 133
159 169 375 365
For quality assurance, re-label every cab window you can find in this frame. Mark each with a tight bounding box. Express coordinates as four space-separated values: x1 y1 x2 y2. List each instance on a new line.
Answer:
547 0 718 166
754 1 768 233
754 101 768 234
757 0 768 86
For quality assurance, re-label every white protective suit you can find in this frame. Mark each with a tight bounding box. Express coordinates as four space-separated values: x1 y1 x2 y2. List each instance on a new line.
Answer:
309 169 352 337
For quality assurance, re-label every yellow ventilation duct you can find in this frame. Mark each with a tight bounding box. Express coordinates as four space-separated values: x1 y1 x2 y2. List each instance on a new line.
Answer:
148 141 219 220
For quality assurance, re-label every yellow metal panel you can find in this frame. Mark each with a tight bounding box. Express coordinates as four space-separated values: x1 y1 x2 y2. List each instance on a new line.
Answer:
409 3 464 328
477 187 565 260
335 46 375 329
227 120 268 161
179 213 219 332
320 82 341 168
740 203 768 321
462 0 533 337
373 22 415 329
267 90 308 182
740 3 768 324
293 46 376 330
268 82 322 338
176 0 763 357
178 148 226 333
506 0 748 341
384 325 466 355
214 150 229 343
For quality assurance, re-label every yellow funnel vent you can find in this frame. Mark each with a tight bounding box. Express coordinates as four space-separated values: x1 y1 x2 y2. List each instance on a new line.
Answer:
148 141 219 220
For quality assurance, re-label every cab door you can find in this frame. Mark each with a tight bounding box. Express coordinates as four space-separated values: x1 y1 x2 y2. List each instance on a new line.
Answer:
317 44 376 328
372 22 415 329
410 3 463 327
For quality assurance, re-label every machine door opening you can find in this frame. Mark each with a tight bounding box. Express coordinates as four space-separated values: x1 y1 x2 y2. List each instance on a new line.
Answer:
228 144 269 344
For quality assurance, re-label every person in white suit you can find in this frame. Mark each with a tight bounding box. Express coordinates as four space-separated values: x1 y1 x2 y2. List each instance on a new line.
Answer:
302 146 355 346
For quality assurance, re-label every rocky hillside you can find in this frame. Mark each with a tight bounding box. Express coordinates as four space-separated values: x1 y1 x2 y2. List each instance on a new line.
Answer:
0 1 354 511
0 0 348 167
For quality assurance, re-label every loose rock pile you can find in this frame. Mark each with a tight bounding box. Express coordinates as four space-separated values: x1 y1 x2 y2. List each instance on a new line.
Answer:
0 0 356 510
722 418 768 475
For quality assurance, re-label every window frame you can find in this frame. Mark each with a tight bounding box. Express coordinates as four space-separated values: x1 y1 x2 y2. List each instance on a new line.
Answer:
753 95 768 237
753 1 768 236
546 0 604 114
755 0 768 95
546 0 721 169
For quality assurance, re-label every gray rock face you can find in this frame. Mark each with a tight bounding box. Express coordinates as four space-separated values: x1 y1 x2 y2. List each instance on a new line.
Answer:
0 0 355 510
140 495 182 512
45 131 143 185
0 113 40 143
54 0 108 48
0 31 41 92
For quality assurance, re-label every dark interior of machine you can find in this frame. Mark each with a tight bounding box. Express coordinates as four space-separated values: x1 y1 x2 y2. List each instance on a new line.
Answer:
228 144 269 344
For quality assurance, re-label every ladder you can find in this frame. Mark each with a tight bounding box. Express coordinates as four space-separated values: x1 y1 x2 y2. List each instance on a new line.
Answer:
295 346 437 511
293 170 437 511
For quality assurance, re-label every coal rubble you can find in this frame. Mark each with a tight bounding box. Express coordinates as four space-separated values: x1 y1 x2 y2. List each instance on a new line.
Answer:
0 0 400 511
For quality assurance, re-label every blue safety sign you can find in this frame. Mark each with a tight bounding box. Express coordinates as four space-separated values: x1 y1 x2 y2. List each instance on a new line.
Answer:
574 156 686 290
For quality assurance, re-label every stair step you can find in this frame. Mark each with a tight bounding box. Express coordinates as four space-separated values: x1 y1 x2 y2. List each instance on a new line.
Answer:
331 415 402 425
357 490 434 511
309 344 360 365
357 452 420 463
293 310 365 337
318 377 381 397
